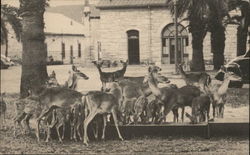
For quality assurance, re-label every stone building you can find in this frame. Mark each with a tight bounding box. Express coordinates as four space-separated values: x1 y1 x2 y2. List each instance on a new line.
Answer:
1 12 88 65
95 0 245 67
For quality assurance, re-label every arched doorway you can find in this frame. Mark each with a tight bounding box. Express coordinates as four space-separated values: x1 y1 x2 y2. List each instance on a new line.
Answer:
162 23 188 64
127 30 140 64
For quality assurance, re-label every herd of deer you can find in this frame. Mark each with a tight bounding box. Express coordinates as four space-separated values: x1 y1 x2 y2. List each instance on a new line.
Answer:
0 60 242 145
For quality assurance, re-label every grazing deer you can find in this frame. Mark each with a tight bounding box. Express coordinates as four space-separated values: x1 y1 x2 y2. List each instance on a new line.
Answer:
185 95 211 124
82 90 124 146
93 60 128 91
0 93 7 129
177 63 211 93
206 67 242 118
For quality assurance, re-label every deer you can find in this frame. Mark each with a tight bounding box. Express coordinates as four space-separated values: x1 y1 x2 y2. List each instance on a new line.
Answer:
82 90 124 146
177 63 211 93
118 66 170 124
123 65 162 85
93 60 128 91
143 70 191 123
185 95 211 124
0 93 7 129
171 85 201 123
14 87 83 142
89 82 123 140
205 66 242 118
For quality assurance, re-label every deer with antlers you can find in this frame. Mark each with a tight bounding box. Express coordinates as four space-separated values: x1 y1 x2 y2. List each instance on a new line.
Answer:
93 60 128 91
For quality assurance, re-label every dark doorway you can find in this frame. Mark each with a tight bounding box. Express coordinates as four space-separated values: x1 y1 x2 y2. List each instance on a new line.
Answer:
127 30 140 64
170 38 182 64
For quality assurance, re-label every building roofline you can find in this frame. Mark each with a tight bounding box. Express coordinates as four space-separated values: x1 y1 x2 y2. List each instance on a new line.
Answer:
96 4 168 9
45 33 85 37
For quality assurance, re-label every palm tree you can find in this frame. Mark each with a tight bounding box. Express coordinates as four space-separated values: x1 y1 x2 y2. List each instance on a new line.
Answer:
19 0 48 98
1 4 22 57
231 0 249 56
167 0 210 71
207 0 228 70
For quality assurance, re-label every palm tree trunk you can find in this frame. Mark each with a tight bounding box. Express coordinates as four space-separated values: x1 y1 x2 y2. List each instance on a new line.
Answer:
237 25 248 56
190 20 207 71
5 38 8 57
237 1 250 56
19 0 48 98
211 25 225 70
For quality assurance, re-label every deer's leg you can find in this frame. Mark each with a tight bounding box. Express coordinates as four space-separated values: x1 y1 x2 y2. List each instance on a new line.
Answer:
212 103 216 118
77 122 82 141
35 119 41 142
221 104 224 118
56 124 63 143
45 121 52 143
70 123 74 140
181 107 185 123
83 110 98 145
13 112 26 136
111 109 124 141
101 115 107 140
93 120 99 140
207 105 210 122
23 114 32 134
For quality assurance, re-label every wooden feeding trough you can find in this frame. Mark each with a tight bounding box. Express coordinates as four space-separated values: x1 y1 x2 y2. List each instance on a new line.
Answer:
104 122 249 140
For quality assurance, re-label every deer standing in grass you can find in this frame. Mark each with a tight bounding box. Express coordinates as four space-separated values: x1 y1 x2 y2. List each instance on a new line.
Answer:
93 60 128 91
177 63 211 93
82 90 124 146
205 66 242 118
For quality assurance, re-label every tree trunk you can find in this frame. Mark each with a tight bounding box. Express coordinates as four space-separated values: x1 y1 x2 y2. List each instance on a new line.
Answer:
237 25 248 56
5 39 8 57
19 0 48 98
237 1 250 56
190 19 207 71
211 25 225 70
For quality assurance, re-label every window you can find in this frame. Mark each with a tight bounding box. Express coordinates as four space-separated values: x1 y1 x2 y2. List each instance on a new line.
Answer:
78 43 81 58
61 42 65 59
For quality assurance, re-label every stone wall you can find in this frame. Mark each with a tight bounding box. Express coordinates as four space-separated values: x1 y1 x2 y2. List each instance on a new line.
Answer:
98 6 242 65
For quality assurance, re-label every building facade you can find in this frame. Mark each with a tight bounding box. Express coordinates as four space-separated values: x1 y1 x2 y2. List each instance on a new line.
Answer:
96 0 244 66
1 12 88 65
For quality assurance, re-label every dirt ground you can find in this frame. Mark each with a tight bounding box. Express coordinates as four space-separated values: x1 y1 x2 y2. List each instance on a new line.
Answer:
0 65 249 154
